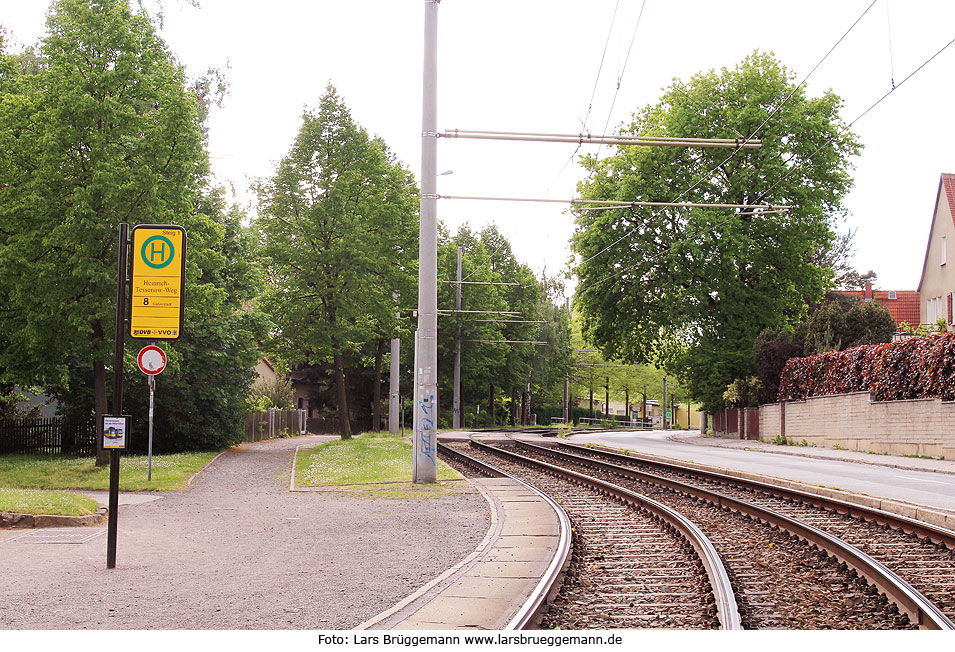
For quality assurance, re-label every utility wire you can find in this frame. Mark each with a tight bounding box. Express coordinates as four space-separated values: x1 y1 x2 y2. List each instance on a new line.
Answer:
581 0 621 136
546 1 622 192
573 0 878 272
756 28 955 204
581 22 955 297
595 0 648 159
886 0 896 89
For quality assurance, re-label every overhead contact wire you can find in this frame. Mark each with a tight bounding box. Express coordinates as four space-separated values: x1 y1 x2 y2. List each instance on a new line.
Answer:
574 0 878 272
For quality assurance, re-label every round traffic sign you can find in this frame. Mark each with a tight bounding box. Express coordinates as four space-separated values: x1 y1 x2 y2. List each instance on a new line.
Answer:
137 345 167 375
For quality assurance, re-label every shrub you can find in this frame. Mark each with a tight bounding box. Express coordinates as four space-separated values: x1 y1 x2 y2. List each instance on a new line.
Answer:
778 332 955 401
754 329 803 404
248 376 295 411
723 377 763 407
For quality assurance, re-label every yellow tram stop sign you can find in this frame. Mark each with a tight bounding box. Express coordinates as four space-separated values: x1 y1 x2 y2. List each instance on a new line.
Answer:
129 225 186 340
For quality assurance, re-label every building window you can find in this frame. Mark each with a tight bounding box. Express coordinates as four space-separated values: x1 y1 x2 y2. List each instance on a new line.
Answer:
888 290 897 300
928 296 945 323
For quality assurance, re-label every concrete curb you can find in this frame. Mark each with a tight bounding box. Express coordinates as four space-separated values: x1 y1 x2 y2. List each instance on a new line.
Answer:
354 478 502 630
0 506 107 529
580 441 955 532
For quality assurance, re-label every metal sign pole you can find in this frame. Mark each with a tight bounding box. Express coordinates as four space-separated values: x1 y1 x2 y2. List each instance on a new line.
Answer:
107 223 129 570
148 374 155 481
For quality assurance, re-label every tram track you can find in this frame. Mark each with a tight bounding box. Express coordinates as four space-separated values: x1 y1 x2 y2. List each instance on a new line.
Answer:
498 437 952 629
444 437 952 629
549 437 955 625
438 442 736 630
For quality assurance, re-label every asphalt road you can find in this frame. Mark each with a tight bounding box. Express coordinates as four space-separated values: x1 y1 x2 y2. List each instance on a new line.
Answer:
568 430 955 513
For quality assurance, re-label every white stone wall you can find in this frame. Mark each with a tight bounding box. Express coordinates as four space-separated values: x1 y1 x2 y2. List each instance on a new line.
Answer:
760 392 955 459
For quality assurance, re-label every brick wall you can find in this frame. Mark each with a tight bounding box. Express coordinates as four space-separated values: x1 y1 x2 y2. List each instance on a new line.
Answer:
759 392 955 459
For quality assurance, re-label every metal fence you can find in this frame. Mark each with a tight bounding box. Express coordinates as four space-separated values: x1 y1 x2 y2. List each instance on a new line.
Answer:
245 409 307 442
712 407 759 440
0 416 97 456
576 417 653 428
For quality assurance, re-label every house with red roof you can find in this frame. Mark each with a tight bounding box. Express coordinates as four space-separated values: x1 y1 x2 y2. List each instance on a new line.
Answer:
916 173 955 330
836 283 920 329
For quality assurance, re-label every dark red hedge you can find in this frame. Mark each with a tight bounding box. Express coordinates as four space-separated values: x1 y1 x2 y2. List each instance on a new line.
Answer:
777 332 955 402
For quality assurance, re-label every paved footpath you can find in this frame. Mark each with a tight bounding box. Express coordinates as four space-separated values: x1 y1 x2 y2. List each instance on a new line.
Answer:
0 436 489 629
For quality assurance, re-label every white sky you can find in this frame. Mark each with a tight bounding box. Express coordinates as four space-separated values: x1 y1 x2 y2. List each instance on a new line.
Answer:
3 0 955 294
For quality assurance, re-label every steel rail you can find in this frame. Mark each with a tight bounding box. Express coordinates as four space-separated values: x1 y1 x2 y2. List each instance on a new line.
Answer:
515 439 955 630
467 437 742 630
556 439 955 548
436 442 572 630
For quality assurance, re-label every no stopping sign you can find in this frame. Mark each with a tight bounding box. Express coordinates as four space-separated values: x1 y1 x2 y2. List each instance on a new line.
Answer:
137 345 167 375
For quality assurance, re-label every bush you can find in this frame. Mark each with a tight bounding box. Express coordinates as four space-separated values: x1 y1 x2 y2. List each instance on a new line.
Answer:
778 332 955 401
248 376 294 411
723 377 763 407
754 329 802 404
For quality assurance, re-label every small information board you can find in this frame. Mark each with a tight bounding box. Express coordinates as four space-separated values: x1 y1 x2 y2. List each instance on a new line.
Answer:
129 225 186 340
102 415 129 450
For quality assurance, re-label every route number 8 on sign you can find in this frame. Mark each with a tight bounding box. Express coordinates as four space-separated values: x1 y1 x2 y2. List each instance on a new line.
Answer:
137 345 167 376
130 224 186 340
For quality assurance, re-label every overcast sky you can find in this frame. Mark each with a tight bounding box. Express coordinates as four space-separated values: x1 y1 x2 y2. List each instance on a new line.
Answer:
3 0 955 295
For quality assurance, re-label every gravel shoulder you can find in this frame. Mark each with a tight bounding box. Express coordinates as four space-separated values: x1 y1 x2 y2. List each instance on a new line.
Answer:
0 435 490 629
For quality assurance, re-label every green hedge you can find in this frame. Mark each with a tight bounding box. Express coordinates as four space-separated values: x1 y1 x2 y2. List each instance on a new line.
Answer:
778 332 955 402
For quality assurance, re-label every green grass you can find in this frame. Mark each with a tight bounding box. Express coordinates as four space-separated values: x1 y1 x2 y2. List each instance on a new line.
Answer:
295 432 463 498
0 451 220 492
0 488 100 516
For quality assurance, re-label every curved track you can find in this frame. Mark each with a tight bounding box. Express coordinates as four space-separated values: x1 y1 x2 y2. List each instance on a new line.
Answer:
502 436 953 629
438 441 740 629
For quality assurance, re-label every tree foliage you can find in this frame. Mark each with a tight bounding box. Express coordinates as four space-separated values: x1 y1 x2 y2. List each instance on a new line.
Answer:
572 52 860 412
568 313 680 419
248 376 295 412
0 1 262 453
749 294 895 405
436 225 572 426
255 84 418 436
753 328 803 405
794 293 896 355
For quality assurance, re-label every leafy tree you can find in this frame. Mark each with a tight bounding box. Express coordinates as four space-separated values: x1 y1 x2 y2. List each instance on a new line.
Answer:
255 84 418 437
119 200 267 453
753 328 803 404
794 293 895 355
436 225 571 427
812 227 877 290
722 377 763 408
0 0 223 462
572 52 860 412
568 313 674 421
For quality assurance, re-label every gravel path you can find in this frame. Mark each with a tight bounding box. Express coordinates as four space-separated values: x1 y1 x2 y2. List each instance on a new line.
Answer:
0 435 489 629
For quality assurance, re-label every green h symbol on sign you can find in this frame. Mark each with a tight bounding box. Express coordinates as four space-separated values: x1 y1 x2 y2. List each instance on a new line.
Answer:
142 236 175 269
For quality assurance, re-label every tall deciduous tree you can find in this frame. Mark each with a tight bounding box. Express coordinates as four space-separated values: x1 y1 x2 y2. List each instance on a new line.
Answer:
0 0 216 462
572 52 861 411
437 225 572 427
256 85 418 437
